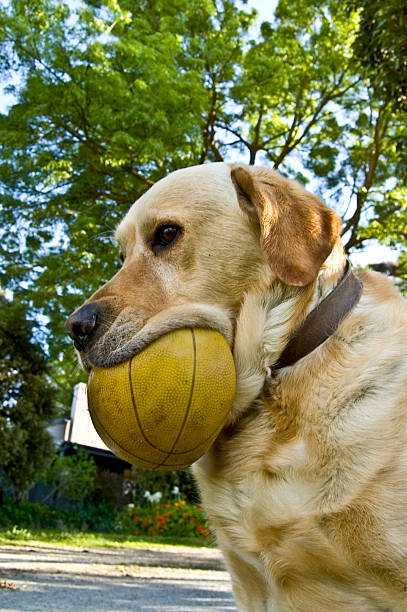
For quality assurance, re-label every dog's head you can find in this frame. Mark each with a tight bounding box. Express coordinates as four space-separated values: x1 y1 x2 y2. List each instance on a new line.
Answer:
65 163 341 372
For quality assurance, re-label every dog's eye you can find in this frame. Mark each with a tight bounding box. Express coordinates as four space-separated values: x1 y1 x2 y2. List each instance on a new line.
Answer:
118 250 125 264
151 225 181 254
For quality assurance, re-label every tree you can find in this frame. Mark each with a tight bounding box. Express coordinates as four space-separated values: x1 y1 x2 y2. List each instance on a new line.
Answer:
211 0 406 259
215 1 360 167
0 0 254 400
0 296 56 498
347 0 407 113
340 0 407 285
0 0 405 393
41 450 97 507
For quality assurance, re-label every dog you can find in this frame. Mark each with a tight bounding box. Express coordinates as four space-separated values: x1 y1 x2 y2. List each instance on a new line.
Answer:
66 163 407 610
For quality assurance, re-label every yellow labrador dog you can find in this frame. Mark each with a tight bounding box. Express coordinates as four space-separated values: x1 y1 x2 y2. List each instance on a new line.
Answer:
66 163 407 611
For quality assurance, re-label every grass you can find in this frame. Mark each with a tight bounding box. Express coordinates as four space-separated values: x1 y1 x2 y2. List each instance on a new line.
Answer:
0 526 214 549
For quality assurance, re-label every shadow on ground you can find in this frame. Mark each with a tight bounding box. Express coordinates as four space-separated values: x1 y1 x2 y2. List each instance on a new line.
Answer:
0 544 237 611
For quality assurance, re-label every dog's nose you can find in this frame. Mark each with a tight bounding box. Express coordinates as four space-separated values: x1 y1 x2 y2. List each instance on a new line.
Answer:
65 303 101 351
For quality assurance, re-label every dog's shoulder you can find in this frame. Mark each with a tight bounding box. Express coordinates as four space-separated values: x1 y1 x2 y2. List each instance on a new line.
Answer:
197 267 407 526
357 267 407 310
343 268 407 363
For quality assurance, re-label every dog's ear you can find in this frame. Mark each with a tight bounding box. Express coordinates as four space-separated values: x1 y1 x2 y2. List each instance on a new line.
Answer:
231 165 341 286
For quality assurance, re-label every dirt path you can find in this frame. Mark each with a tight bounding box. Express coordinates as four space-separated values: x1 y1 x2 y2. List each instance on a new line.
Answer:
0 543 237 611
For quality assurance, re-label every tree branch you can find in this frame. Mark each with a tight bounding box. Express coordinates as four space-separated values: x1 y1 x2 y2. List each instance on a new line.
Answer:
273 75 359 168
343 103 390 251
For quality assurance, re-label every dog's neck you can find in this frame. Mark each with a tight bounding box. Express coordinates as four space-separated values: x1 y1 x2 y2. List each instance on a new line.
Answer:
230 243 349 423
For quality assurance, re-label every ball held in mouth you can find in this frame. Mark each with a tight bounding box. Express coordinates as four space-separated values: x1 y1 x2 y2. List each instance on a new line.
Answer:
86 328 236 470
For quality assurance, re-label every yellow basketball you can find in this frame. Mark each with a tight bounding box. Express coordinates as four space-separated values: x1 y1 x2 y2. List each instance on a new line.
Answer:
87 328 236 470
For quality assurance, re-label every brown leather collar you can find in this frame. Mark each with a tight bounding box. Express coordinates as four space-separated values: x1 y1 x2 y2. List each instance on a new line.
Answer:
270 261 363 372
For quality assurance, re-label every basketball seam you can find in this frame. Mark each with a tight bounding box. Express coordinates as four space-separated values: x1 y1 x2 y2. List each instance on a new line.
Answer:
89 402 162 468
128 355 154 448
128 331 203 459
91 404 219 469
155 328 197 469
127 336 226 457
128 355 174 455
121 329 232 468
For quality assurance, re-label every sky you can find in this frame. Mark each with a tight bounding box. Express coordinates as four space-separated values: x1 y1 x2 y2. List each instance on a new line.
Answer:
247 0 277 22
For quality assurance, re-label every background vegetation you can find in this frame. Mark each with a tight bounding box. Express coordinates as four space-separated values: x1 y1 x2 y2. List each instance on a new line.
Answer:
0 295 56 497
0 479 212 546
0 0 405 503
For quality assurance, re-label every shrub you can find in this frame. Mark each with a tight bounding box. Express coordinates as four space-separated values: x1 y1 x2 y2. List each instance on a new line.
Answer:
40 451 97 507
0 497 212 543
115 500 212 542
0 498 67 530
0 497 114 532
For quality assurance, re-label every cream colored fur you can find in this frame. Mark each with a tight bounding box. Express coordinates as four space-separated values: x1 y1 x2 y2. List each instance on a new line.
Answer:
195 264 407 610
69 163 407 610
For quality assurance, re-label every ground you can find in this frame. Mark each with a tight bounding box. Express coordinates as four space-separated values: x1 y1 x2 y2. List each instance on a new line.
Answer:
0 543 236 611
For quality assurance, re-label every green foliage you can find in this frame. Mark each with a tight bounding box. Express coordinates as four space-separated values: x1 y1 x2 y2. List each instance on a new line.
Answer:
0 497 114 531
40 450 97 506
115 500 212 542
340 0 407 250
347 0 407 113
0 295 56 497
226 0 360 167
0 496 211 543
0 0 406 395
0 0 255 400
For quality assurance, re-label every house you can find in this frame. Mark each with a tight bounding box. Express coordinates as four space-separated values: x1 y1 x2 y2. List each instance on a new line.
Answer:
32 383 136 509
49 383 131 474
